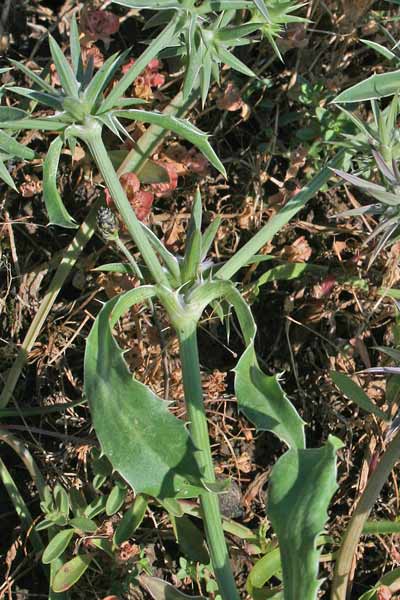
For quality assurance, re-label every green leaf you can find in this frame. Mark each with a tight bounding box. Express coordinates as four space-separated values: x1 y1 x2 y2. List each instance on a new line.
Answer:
268 436 342 600
115 109 226 176
235 351 306 449
216 45 256 78
70 15 83 80
114 494 148 546
43 136 77 228
48 35 79 98
105 483 127 516
101 17 181 112
54 484 70 517
0 130 35 160
112 0 181 8
137 159 170 184
334 70 400 103
0 118 66 131
9 59 55 95
69 517 98 533
253 0 271 21
141 223 181 283
84 495 107 519
181 189 203 282
360 39 397 62
84 287 205 499
85 50 128 110
0 159 17 190
363 519 400 535
139 575 206 600
42 529 75 564
246 547 281 596
331 371 388 420
52 554 93 592
217 150 348 281
172 515 209 564
8 86 63 110
254 263 325 287
201 215 221 260
200 49 212 107
94 262 136 274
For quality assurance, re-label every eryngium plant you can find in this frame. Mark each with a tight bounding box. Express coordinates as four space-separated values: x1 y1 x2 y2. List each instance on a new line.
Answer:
112 0 306 104
0 107 35 190
2 9 344 599
333 148 400 264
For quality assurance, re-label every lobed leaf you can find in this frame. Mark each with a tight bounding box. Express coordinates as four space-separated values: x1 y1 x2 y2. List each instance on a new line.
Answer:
267 436 342 600
84 287 205 499
235 346 306 449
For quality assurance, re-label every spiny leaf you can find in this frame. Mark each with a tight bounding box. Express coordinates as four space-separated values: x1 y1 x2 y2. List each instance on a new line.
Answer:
235 347 306 449
0 130 35 161
267 436 342 600
115 109 226 176
9 59 55 95
8 86 63 110
84 287 205 499
334 69 400 103
48 34 79 98
101 17 181 112
43 136 77 228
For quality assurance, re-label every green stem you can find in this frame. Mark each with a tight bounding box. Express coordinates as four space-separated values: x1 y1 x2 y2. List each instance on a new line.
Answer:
81 119 169 287
0 86 198 410
178 325 240 600
0 197 102 409
331 430 400 600
216 149 348 281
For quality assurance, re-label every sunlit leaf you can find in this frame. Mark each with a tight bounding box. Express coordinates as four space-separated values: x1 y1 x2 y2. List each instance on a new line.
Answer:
268 436 342 600
48 35 79 98
334 70 400 103
115 109 226 176
43 136 77 228
42 529 75 564
52 554 93 592
84 287 205 499
139 574 206 600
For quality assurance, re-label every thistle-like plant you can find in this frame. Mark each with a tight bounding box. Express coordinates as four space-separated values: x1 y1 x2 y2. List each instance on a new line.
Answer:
333 145 400 264
3 17 224 235
112 0 306 104
1 9 346 600
0 107 35 190
250 0 308 60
